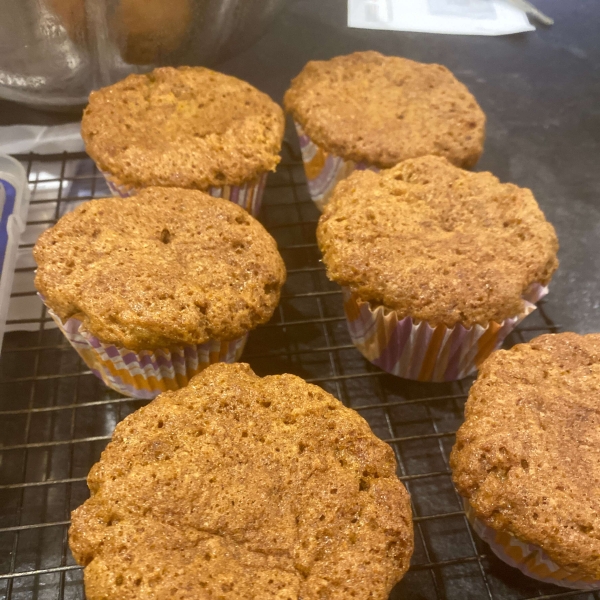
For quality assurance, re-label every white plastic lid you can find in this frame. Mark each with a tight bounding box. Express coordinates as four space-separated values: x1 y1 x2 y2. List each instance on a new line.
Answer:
0 154 30 353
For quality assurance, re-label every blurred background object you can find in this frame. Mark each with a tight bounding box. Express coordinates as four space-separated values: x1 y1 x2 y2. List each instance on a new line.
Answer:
0 0 285 110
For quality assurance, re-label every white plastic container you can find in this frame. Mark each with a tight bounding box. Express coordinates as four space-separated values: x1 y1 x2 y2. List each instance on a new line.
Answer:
0 154 30 352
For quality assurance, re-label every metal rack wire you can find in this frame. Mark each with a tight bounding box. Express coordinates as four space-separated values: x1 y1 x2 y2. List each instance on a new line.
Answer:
0 145 590 600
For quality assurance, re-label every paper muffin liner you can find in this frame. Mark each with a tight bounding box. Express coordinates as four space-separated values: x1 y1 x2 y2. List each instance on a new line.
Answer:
46 305 247 400
294 121 379 211
342 284 548 382
100 170 268 218
463 499 600 590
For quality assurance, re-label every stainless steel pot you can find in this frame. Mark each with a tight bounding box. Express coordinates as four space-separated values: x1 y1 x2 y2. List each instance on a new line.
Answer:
0 0 285 109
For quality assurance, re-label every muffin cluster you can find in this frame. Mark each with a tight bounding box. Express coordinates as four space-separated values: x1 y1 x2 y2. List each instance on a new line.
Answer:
27 51 594 598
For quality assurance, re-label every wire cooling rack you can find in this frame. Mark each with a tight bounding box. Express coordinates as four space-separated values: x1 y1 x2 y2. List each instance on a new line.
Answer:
0 144 590 600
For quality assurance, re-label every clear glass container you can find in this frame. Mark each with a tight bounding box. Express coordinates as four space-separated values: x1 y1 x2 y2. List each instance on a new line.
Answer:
0 0 284 109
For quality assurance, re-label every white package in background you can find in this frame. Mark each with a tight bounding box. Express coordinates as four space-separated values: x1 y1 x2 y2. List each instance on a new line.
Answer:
0 122 84 154
348 0 535 35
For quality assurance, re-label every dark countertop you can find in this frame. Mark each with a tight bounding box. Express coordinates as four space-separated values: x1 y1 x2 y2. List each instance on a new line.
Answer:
2 0 599 335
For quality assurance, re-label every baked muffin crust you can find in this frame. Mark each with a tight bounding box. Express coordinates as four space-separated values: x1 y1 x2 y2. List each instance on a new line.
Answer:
317 155 558 327
69 363 414 600
284 51 485 169
451 333 600 579
34 188 286 350
82 67 285 189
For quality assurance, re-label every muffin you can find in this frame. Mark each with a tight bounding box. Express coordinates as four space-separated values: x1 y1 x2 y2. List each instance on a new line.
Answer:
284 51 486 209
316 155 558 382
33 188 286 398
69 362 414 600
451 333 600 589
81 66 285 216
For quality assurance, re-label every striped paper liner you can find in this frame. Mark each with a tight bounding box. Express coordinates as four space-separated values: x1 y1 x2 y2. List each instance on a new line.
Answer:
46 306 247 399
294 121 378 211
464 499 600 589
100 171 268 218
342 284 548 382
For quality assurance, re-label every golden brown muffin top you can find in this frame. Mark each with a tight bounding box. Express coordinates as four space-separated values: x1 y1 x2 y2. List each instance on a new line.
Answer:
451 333 600 579
33 189 286 350
284 51 485 169
317 156 558 327
82 67 285 189
69 363 414 600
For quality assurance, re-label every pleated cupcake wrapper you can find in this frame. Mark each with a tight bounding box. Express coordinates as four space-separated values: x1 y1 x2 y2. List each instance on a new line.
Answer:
464 499 600 590
342 284 548 382
100 170 268 217
46 306 247 400
294 121 379 211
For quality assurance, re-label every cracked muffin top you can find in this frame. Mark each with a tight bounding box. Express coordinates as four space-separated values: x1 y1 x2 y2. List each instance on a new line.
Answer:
33 188 286 350
451 333 600 579
317 155 558 327
284 51 486 169
69 363 414 600
82 66 285 189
